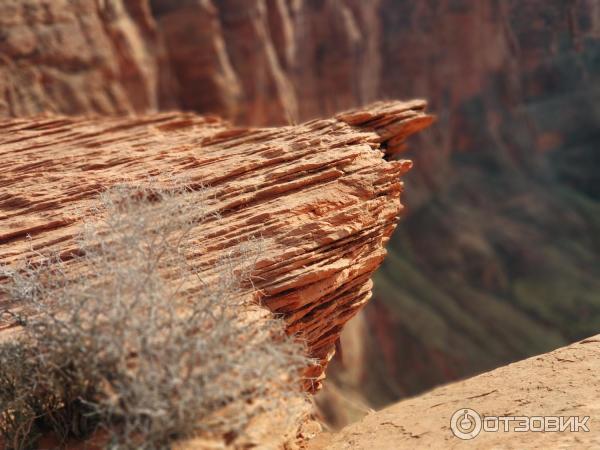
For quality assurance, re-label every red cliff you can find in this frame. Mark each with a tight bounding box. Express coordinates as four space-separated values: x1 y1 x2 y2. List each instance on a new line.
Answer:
1 0 599 422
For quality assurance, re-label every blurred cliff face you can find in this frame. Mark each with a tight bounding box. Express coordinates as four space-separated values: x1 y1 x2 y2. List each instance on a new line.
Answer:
353 0 600 410
1 0 599 420
151 0 600 414
149 0 383 125
318 0 600 420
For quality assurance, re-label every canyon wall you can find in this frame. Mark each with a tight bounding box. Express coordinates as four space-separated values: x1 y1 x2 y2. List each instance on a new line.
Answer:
0 0 174 116
151 0 384 125
1 0 599 417
149 0 600 415
349 0 600 411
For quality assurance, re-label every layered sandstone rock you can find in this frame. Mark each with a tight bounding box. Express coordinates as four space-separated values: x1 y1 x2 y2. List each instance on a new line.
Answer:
2 0 599 418
0 100 433 388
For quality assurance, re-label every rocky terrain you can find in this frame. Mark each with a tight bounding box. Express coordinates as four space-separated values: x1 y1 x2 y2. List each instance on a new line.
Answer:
0 100 431 390
1 0 599 437
0 99 432 447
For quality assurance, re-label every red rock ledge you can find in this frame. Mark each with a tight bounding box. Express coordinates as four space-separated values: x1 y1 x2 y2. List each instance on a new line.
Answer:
0 100 433 388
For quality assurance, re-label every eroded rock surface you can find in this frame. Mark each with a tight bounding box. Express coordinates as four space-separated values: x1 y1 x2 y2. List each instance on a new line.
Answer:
2 0 599 415
150 0 382 125
0 100 432 388
0 0 174 116
0 0 382 124
309 335 600 449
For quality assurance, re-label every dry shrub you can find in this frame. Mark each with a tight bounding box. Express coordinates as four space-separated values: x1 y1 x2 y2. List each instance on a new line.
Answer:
0 184 312 449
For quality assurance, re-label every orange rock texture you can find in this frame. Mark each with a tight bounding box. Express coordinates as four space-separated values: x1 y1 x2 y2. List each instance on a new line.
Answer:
0 0 174 116
153 0 383 124
0 0 382 125
5 0 597 414
0 100 433 388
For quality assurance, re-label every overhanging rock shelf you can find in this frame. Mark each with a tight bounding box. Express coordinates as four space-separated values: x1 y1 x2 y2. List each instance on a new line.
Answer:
0 100 433 388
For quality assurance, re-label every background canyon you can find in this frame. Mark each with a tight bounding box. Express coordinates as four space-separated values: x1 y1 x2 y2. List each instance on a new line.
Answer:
1 0 599 427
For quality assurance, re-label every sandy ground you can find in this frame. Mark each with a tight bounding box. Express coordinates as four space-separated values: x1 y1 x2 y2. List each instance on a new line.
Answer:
309 335 600 449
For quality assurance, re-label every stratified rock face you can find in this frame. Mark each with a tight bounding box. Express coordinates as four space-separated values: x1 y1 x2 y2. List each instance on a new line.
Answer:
0 100 432 388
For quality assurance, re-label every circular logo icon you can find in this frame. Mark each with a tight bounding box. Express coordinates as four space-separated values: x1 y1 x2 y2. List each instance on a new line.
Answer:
450 408 482 440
